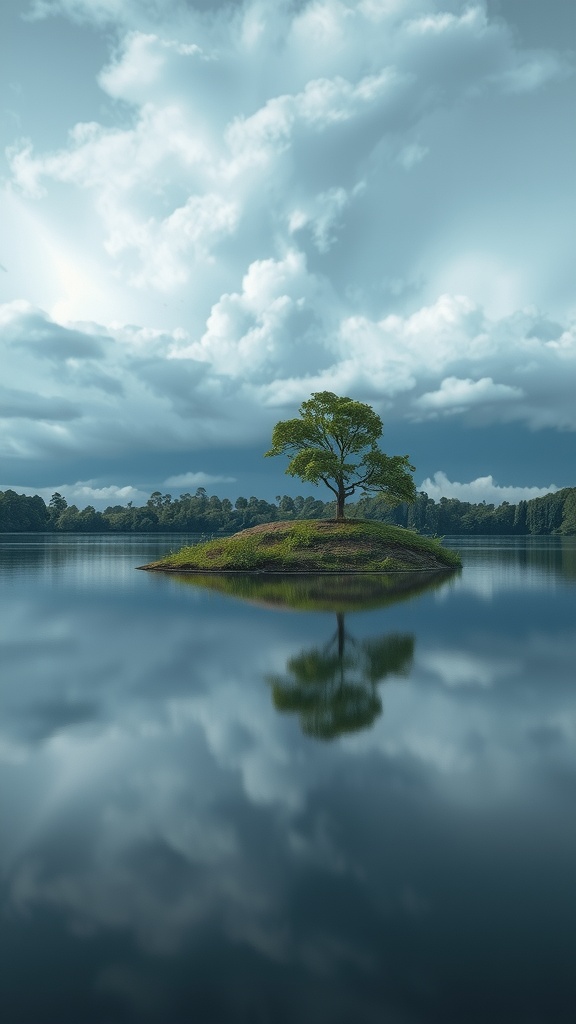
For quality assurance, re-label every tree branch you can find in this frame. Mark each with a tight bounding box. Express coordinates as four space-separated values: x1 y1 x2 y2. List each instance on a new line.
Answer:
320 477 339 497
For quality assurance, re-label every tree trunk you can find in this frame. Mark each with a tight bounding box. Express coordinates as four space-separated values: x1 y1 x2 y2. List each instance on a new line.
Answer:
336 485 346 520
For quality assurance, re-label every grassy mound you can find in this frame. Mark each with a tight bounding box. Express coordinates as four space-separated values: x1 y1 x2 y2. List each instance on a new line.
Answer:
140 519 461 573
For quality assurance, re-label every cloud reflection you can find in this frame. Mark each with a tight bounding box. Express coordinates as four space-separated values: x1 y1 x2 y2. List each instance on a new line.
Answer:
2 549 576 1021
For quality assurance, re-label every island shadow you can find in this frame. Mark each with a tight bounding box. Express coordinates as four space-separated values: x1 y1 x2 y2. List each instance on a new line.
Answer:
173 569 457 740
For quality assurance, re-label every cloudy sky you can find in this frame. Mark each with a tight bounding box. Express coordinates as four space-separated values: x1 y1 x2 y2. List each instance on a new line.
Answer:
1 0 575 508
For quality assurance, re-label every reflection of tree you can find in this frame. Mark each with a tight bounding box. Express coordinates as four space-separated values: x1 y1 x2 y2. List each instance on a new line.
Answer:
268 613 414 740
173 571 440 739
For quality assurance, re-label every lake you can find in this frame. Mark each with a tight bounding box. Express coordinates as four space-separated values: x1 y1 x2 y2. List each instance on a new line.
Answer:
1 533 576 1023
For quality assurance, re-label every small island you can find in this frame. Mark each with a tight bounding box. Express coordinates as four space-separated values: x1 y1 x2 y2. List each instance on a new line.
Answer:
139 519 461 573
141 393 461 575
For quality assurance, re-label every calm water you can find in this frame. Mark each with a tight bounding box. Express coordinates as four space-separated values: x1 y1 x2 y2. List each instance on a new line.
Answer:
1 534 576 1023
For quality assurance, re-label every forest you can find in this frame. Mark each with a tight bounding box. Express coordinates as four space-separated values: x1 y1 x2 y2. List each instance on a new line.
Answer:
1 485 576 535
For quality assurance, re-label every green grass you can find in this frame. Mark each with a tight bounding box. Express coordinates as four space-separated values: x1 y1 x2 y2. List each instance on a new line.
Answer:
142 519 461 573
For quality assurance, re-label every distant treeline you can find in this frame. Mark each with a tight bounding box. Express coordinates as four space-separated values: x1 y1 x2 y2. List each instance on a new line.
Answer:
1 486 576 535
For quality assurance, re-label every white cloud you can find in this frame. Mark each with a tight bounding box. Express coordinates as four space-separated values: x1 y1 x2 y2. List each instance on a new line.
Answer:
173 250 332 379
162 472 236 489
9 0 570 317
327 299 576 429
500 52 571 94
419 472 559 506
98 32 205 100
106 192 240 291
68 482 146 504
414 376 523 416
334 293 486 390
0 481 148 508
397 142 428 169
3 0 575 489
288 184 363 253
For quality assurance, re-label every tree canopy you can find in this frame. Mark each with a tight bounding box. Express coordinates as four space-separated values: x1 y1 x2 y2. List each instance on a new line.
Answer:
265 391 416 519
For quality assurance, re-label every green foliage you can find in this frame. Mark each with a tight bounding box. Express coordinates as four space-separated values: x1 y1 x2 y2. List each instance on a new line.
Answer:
265 391 416 518
48 492 68 524
560 491 576 535
525 490 565 534
2 484 576 537
54 504 109 532
0 490 48 532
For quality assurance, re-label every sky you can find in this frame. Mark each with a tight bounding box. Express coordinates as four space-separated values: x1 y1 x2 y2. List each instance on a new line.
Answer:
1 0 575 509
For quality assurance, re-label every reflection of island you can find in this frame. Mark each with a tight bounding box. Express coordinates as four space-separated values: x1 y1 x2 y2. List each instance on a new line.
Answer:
170 568 456 613
267 614 413 740
172 570 453 740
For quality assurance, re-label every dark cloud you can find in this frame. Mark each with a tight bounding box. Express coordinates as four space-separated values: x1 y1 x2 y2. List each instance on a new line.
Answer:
134 356 208 404
16 697 103 742
0 384 82 420
10 311 106 360
486 0 576 49
70 366 124 395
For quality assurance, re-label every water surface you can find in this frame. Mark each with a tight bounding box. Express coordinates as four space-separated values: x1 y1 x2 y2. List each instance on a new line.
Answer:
1 534 576 1023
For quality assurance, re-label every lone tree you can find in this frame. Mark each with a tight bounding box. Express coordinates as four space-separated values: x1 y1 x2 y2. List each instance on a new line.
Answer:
265 391 416 520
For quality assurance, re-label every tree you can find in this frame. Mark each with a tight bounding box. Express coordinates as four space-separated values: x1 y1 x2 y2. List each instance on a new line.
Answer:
560 489 576 535
265 391 415 519
0 490 49 532
48 491 68 526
